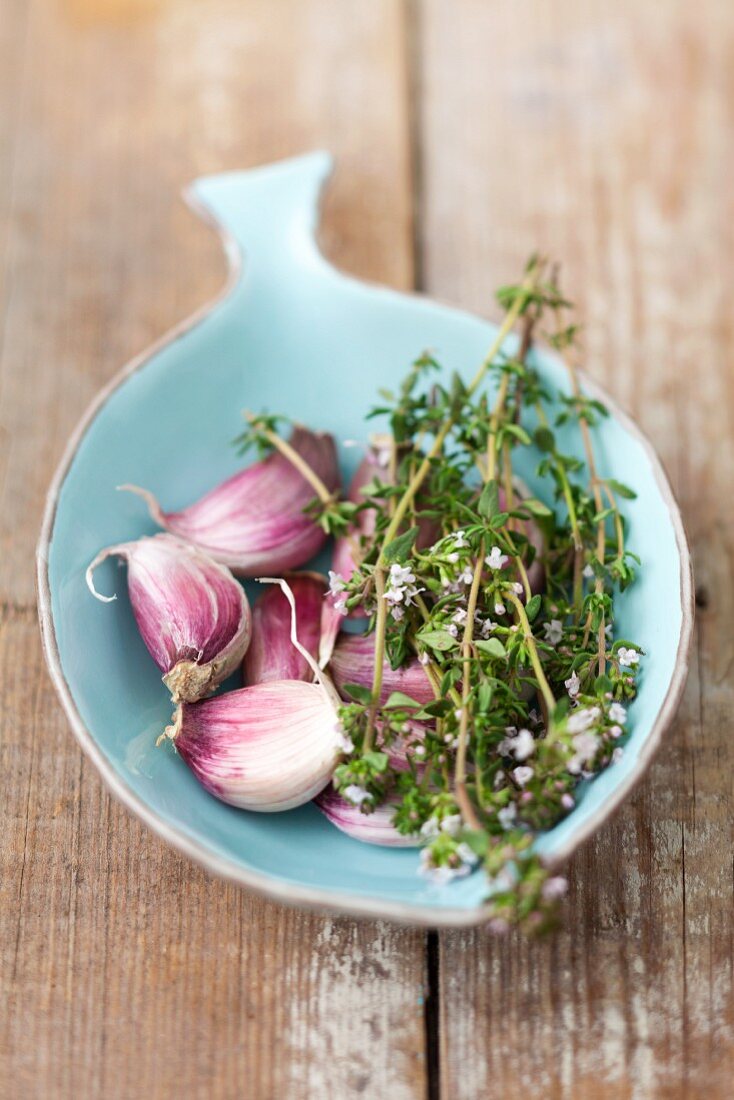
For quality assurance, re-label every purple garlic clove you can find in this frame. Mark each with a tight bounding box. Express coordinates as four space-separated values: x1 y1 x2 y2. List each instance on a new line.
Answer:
86 533 251 703
244 572 326 685
120 425 340 576
315 788 420 847
328 632 435 706
166 680 342 811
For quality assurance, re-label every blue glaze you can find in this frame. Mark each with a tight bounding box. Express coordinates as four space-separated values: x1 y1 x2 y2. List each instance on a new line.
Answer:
42 153 691 921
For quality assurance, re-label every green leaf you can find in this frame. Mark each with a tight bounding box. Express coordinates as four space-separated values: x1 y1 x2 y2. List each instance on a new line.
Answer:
525 594 542 622
502 423 532 446
363 751 389 773
414 699 453 719
341 682 373 705
521 497 553 518
553 696 571 722
534 426 556 453
478 479 500 519
462 830 489 858
594 674 613 694
477 680 493 713
417 629 458 652
476 637 507 659
383 691 422 709
593 508 615 524
383 526 419 564
606 478 637 500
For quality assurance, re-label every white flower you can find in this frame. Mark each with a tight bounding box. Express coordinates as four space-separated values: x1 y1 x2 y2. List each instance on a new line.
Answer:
420 817 441 839
512 729 536 761
485 546 509 570
498 728 535 761
543 619 563 646
609 724 623 739
497 803 517 829
383 585 404 605
568 732 598 775
333 597 347 615
460 567 474 585
391 605 405 621
447 552 460 564
453 608 468 625
441 814 462 837
583 563 594 578
453 530 468 549
417 845 476 884
565 671 581 698
542 876 568 900
455 842 479 867
328 570 346 596
480 618 497 637
390 563 416 587
344 785 373 807
418 651 430 666
609 701 627 724
605 622 614 638
335 725 354 754
448 623 459 637
567 707 597 734
403 584 424 607
512 765 534 787
494 602 506 616
617 646 640 668
414 743 426 757
561 792 575 810
512 582 524 595
612 747 624 764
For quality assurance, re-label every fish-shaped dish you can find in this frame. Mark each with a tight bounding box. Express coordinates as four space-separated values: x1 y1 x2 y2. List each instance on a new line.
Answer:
37 153 693 927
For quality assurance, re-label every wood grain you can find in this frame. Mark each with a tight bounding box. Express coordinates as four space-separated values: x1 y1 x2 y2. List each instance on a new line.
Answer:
418 1 734 1096
0 2 426 1098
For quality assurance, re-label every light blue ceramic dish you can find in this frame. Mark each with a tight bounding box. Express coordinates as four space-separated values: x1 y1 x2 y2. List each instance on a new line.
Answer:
37 153 693 926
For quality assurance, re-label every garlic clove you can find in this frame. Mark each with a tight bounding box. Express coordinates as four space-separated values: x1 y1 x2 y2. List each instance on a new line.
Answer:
329 632 435 706
167 680 341 811
120 425 339 576
86 533 251 703
315 724 424 847
244 572 325 684
315 788 420 847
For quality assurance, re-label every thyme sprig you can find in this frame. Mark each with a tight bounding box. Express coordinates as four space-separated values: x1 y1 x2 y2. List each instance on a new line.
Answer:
245 257 642 934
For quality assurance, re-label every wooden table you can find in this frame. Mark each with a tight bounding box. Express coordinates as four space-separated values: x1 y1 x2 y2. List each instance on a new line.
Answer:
1 2 731 1096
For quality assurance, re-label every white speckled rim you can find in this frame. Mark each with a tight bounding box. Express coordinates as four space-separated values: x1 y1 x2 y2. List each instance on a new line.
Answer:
36 156 695 928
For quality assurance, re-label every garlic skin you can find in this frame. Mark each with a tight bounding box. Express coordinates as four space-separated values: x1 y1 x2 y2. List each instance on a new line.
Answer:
86 534 251 703
169 681 341 811
244 573 325 684
329 632 434 706
120 426 339 576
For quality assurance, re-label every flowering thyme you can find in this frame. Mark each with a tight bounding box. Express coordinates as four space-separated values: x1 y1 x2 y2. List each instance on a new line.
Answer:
246 257 643 934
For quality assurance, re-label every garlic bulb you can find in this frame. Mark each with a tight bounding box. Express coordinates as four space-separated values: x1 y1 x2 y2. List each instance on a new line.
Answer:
120 425 339 576
86 534 251 703
329 632 434 706
244 572 325 684
167 681 341 811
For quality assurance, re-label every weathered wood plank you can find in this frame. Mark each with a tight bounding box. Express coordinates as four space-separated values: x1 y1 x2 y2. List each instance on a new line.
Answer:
418 1 734 1096
0 2 426 1097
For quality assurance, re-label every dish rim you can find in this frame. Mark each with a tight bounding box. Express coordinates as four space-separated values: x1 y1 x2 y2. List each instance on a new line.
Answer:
35 155 695 928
